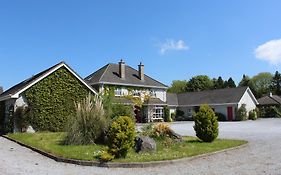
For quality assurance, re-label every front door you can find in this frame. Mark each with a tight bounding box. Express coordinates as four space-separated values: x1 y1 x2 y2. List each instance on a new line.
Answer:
227 107 233 121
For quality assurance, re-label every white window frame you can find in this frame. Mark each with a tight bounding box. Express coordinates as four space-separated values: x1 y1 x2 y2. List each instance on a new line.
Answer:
152 106 163 119
114 88 122 96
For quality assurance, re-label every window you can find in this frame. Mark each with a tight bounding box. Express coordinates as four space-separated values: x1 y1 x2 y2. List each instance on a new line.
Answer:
149 90 156 97
152 106 163 119
132 90 141 97
114 88 122 96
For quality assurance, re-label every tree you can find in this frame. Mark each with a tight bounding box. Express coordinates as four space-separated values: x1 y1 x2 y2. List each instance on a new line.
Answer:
271 71 281 95
167 80 187 93
239 74 251 87
251 72 273 98
186 75 213 92
238 74 257 97
225 77 236 88
214 76 225 89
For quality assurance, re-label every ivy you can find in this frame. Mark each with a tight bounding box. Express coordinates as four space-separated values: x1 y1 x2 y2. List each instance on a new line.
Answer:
0 101 5 133
24 67 91 131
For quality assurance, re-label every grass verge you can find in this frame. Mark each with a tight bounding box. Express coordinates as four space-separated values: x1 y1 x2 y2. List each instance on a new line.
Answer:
7 132 247 162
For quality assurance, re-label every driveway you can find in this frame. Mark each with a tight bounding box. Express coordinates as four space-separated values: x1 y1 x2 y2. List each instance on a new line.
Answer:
1 119 281 175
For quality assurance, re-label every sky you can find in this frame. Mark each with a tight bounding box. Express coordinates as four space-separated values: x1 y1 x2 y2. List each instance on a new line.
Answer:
1 0 281 90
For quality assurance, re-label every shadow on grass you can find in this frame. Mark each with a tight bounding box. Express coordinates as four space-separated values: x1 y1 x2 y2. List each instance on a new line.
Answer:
187 139 203 143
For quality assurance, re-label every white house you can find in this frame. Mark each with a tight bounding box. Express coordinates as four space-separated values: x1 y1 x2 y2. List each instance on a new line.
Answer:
167 87 258 121
85 60 168 122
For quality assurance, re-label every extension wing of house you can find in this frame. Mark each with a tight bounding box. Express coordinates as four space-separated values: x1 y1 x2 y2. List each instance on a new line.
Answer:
167 87 258 121
257 93 281 107
85 60 168 122
0 62 97 133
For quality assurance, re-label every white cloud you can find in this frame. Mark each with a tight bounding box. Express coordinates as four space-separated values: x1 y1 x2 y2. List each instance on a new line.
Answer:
159 39 189 55
254 39 281 65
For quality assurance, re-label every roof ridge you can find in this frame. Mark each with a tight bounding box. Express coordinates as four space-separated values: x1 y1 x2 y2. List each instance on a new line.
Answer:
269 95 281 104
99 64 110 82
85 63 110 81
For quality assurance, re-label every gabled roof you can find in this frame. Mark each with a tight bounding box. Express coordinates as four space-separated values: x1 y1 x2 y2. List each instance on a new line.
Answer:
85 63 168 89
0 62 97 101
166 93 178 106
257 95 281 106
144 98 166 106
177 86 253 106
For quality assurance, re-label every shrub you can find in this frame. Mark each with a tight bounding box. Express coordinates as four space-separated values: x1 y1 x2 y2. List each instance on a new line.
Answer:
215 112 226 121
14 106 29 132
94 150 115 162
176 109 184 117
236 104 247 121
170 112 176 121
64 94 110 145
193 104 219 142
107 116 136 158
111 104 134 119
153 123 173 139
163 106 170 122
248 110 257 120
140 123 154 137
259 106 281 118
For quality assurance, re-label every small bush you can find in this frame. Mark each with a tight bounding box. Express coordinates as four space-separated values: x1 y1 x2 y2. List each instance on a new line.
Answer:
94 150 115 162
163 106 170 122
236 104 247 121
193 104 219 142
171 112 176 121
140 123 154 137
64 94 110 145
153 123 173 140
176 109 184 117
14 106 30 132
111 103 134 119
248 110 257 120
259 106 281 118
215 112 226 121
107 116 136 158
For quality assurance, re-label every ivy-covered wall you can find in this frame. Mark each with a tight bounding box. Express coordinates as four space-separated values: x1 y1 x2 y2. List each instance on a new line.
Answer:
24 67 91 131
0 101 5 133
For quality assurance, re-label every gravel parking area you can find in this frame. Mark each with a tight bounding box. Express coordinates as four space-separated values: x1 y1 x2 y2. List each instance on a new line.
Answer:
1 119 281 175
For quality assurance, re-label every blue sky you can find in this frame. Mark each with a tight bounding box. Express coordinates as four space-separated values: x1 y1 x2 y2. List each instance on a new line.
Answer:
1 0 281 90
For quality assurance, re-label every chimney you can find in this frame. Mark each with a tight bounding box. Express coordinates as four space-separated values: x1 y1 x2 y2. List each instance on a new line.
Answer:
119 59 125 79
0 86 3 94
269 92 273 97
138 62 144 81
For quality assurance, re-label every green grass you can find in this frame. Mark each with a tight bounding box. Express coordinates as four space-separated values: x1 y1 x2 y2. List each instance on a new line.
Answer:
7 132 247 162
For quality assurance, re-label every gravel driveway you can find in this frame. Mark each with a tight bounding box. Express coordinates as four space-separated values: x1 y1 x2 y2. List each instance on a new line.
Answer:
1 119 281 175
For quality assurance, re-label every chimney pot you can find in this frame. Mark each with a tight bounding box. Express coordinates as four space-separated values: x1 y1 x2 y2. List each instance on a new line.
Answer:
270 92 273 97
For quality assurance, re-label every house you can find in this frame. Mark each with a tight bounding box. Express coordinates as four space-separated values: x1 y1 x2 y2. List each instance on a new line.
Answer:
257 93 281 107
0 62 97 133
167 87 258 121
85 59 168 122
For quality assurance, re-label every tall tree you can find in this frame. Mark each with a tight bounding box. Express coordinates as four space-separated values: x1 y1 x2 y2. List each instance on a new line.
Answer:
225 77 236 88
167 80 187 93
214 76 225 89
238 74 257 97
239 74 251 87
186 75 213 92
251 72 273 98
271 71 281 95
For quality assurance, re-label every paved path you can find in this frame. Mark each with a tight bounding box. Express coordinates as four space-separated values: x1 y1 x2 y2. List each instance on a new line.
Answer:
1 119 281 175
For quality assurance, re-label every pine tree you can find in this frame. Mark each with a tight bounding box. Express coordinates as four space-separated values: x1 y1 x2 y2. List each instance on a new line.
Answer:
226 77 236 88
271 71 281 95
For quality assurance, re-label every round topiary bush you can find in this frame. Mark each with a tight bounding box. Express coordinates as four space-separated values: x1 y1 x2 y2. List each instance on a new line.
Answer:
193 104 219 142
107 116 136 158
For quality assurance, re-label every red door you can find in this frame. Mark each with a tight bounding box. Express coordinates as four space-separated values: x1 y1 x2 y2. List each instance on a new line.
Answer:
227 107 233 121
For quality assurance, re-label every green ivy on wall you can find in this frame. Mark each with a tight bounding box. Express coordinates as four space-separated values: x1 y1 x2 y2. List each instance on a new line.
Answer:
24 67 91 131
0 101 5 133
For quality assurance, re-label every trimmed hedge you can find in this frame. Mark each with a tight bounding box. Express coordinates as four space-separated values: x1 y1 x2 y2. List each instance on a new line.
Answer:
24 67 91 131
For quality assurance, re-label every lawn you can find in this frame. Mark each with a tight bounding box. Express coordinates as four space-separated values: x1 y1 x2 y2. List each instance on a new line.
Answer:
7 132 247 162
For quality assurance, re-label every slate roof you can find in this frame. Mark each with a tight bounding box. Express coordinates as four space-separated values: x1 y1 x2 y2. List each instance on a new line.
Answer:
166 93 178 106
257 95 281 106
144 98 167 106
85 63 168 89
177 86 250 106
0 62 96 101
